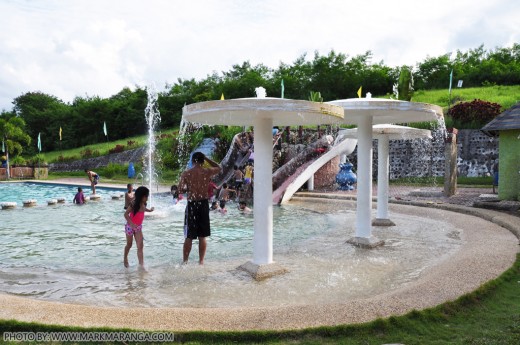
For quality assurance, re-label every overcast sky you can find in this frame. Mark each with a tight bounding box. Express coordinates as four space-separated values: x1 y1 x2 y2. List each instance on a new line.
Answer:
1 0 518 111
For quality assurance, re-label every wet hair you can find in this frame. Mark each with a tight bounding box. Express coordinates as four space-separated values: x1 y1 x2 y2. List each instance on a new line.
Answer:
171 185 179 198
219 200 226 209
78 187 83 192
211 201 218 210
127 183 132 189
192 152 205 164
132 186 150 216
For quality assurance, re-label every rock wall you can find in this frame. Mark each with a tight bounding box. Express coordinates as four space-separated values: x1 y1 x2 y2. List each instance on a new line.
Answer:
49 147 146 172
346 129 498 179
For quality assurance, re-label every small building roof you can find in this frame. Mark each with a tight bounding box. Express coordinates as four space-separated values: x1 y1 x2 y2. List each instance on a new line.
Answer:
481 102 520 136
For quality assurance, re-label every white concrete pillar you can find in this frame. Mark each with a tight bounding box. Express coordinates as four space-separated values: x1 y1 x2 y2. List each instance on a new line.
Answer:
355 115 373 238
376 137 389 219
307 174 314 191
252 117 273 265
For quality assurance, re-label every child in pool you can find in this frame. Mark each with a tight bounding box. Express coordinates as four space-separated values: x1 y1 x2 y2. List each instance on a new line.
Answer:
123 186 154 269
171 185 184 204
238 201 252 213
218 200 227 214
124 183 134 210
73 187 85 204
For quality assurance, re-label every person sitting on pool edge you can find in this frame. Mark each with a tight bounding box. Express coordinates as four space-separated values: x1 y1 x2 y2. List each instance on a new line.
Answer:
84 169 100 195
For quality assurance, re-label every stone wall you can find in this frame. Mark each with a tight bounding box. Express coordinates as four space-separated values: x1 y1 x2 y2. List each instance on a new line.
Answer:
346 129 498 179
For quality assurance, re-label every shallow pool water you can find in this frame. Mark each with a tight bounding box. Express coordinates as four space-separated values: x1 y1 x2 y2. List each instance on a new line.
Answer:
0 182 463 308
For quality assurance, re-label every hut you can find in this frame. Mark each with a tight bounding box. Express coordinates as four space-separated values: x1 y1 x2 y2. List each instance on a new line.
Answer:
481 102 520 201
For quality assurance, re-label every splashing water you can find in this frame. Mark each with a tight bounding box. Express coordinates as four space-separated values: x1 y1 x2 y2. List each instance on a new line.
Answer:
144 85 161 205
255 87 267 98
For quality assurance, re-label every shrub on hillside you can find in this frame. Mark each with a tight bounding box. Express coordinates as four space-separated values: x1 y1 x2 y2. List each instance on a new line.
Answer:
58 155 78 162
448 99 502 125
108 145 125 154
81 147 94 158
103 163 127 178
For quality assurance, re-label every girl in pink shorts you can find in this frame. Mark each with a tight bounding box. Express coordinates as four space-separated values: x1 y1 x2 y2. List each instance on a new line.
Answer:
123 186 154 269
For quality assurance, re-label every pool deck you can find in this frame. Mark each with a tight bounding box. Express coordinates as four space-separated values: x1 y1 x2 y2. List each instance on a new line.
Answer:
0 188 519 332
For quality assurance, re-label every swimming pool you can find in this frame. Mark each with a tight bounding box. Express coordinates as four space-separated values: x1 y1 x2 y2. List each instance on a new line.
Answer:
0 182 462 308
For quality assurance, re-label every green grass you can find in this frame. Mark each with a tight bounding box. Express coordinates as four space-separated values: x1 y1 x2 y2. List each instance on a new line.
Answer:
1 254 519 344
412 85 520 110
43 133 149 163
390 176 493 187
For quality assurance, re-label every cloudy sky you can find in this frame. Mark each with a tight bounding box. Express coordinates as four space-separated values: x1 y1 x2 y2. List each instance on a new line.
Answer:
1 0 518 110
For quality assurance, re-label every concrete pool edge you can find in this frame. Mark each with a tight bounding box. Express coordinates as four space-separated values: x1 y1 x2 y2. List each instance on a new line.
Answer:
0 201 518 332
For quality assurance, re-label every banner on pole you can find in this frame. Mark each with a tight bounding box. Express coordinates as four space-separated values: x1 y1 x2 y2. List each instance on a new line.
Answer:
59 127 62 141
103 122 107 136
281 79 284 99
357 86 362 98
37 133 42 152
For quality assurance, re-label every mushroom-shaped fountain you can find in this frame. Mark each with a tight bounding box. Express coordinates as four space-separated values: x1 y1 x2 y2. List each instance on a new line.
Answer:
340 124 432 227
328 97 443 248
183 91 344 279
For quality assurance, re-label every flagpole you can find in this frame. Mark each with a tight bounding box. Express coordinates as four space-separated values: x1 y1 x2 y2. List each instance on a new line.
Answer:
448 69 453 116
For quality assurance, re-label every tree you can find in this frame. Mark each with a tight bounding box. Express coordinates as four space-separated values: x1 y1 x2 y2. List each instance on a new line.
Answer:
0 112 31 177
397 66 414 101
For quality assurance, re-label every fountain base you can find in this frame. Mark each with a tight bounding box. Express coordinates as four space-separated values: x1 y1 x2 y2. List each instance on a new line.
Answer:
238 261 288 281
372 218 396 227
346 236 385 249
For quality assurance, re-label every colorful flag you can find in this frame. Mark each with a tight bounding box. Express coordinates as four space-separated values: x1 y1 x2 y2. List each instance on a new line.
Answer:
103 121 107 136
37 133 41 152
281 79 285 99
220 93 225 100
449 69 453 94
357 86 362 98
59 127 62 141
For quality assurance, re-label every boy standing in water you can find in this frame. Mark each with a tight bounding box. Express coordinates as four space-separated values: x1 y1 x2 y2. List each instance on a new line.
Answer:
179 152 221 265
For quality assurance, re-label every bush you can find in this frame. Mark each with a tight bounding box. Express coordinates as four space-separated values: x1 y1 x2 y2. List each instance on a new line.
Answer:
448 99 502 126
102 163 127 178
108 144 125 154
10 156 26 166
29 154 47 165
80 147 94 158
58 155 78 162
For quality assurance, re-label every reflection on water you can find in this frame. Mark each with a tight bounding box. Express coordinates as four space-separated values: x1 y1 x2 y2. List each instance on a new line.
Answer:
0 183 462 308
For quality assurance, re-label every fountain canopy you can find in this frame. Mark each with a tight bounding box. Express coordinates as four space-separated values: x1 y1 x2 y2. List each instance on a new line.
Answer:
182 98 344 126
328 98 443 125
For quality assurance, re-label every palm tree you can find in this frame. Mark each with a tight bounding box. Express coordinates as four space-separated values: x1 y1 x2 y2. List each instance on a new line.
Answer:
0 115 31 179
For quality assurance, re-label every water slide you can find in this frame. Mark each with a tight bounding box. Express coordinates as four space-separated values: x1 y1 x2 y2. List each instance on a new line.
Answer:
275 135 358 204
213 132 253 187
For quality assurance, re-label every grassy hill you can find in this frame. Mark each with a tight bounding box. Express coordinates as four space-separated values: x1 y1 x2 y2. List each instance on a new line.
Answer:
412 85 520 110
